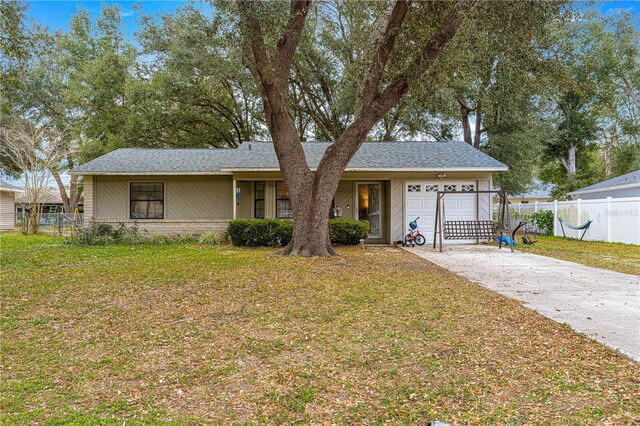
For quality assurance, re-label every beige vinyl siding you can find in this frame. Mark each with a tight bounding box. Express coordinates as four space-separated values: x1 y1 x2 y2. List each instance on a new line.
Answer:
94 175 233 220
478 179 492 221
390 179 404 243
166 176 232 219
0 190 16 230
335 181 354 219
95 176 128 219
92 175 233 235
236 181 254 219
83 176 94 221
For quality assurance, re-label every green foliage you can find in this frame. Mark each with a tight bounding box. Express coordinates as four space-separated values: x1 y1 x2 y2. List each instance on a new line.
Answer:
198 232 221 245
226 218 370 247
66 223 215 246
174 233 198 244
531 210 555 236
133 4 264 149
328 219 369 245
65 223 119 246
612 142 640 176
148 234 175 245
227 219 292 247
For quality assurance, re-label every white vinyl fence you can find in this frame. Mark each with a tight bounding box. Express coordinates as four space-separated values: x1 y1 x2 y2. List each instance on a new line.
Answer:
514 196 640 245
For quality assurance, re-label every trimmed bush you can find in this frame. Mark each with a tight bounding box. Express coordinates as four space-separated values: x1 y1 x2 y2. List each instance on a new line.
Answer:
227 219 292 247
226 218 369 247
329 219 369 245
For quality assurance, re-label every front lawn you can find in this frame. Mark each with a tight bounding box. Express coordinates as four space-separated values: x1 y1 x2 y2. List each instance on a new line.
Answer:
516 235 640 276
1 234 638 424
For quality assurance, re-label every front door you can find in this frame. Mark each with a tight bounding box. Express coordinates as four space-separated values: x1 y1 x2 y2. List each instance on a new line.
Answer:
357 183 381 238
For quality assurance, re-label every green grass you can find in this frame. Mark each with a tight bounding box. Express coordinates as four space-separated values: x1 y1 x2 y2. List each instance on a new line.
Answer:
1 233 639 424
517 235 640 275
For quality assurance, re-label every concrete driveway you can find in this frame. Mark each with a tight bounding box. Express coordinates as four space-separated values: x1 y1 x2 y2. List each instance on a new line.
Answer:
405 245 640 362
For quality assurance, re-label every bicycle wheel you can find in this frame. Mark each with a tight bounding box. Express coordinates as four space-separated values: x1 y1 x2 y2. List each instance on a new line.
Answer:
403 234 413 247
414 233 426 246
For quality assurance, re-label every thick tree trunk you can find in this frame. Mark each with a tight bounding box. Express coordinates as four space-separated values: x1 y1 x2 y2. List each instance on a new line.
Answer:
603 137 612 178
52 172 82 213
52 171 71 213
473 102 482 149
280 179 336 257
560 143 577 176
460 103 472 145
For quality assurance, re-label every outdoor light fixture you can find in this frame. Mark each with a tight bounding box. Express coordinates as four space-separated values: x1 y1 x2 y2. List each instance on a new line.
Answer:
333 205 343 218
438 173 447 180
235 185 241 203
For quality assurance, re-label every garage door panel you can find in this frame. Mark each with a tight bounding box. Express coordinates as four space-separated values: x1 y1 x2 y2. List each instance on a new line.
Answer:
405 181 478 244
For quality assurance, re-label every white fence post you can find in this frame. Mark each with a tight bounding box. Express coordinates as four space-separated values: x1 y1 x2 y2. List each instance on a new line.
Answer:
577 198 582 238
534 201 538 213
553 200 558 236
606 197 612 242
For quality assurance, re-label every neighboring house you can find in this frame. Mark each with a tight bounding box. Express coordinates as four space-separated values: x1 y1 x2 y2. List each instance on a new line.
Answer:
15 191 84 215
70 141 508 244
0 179 21 231
567 170 640 200
511 181 560 204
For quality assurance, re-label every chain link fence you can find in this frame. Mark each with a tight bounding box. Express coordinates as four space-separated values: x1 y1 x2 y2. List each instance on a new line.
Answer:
11 212 84 235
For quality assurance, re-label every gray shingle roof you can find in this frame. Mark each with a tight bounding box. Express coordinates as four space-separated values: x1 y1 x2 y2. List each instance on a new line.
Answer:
70 141 508 175
0 179 21 192
568 170 640 195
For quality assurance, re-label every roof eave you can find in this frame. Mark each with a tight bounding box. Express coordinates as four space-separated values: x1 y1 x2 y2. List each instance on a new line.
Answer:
69 171 234 176
71 167 508 175
223 167 508 172
567 182 640 196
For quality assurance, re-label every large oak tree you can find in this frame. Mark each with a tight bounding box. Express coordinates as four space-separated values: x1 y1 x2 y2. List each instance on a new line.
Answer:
232 0 563 256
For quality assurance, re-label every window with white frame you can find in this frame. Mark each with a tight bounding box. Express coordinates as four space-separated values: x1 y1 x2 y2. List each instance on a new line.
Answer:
443 184 456 192
407 184 421 192
461 184 475 192
425 184 438 192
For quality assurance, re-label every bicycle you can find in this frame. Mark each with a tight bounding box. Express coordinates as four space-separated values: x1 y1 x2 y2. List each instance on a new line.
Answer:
404 217 426 247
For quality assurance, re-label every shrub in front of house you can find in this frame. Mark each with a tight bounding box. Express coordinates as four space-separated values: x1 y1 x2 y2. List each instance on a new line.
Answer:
328 219 369 245
66 222 118 245
198 231 221 245
227 219 292 247
226 218 369 247
66 223 220 246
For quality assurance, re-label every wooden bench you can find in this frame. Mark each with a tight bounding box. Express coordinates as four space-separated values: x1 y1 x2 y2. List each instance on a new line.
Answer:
443 220 495 240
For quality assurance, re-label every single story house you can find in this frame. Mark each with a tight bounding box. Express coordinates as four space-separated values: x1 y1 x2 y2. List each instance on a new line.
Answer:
567 170 640 200
70 141 507 244
0 179 21 231
510 181 559 204
15 191 84 215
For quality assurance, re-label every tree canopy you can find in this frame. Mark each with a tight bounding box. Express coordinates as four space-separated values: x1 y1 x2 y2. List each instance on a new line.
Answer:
1 0 638 214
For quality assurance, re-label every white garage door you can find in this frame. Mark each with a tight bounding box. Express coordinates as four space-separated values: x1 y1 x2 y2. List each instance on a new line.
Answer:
405 181 477 243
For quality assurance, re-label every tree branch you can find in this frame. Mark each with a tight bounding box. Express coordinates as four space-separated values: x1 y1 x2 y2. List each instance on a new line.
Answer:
275 0 311 79
317 0 476 184
356 0 411 115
